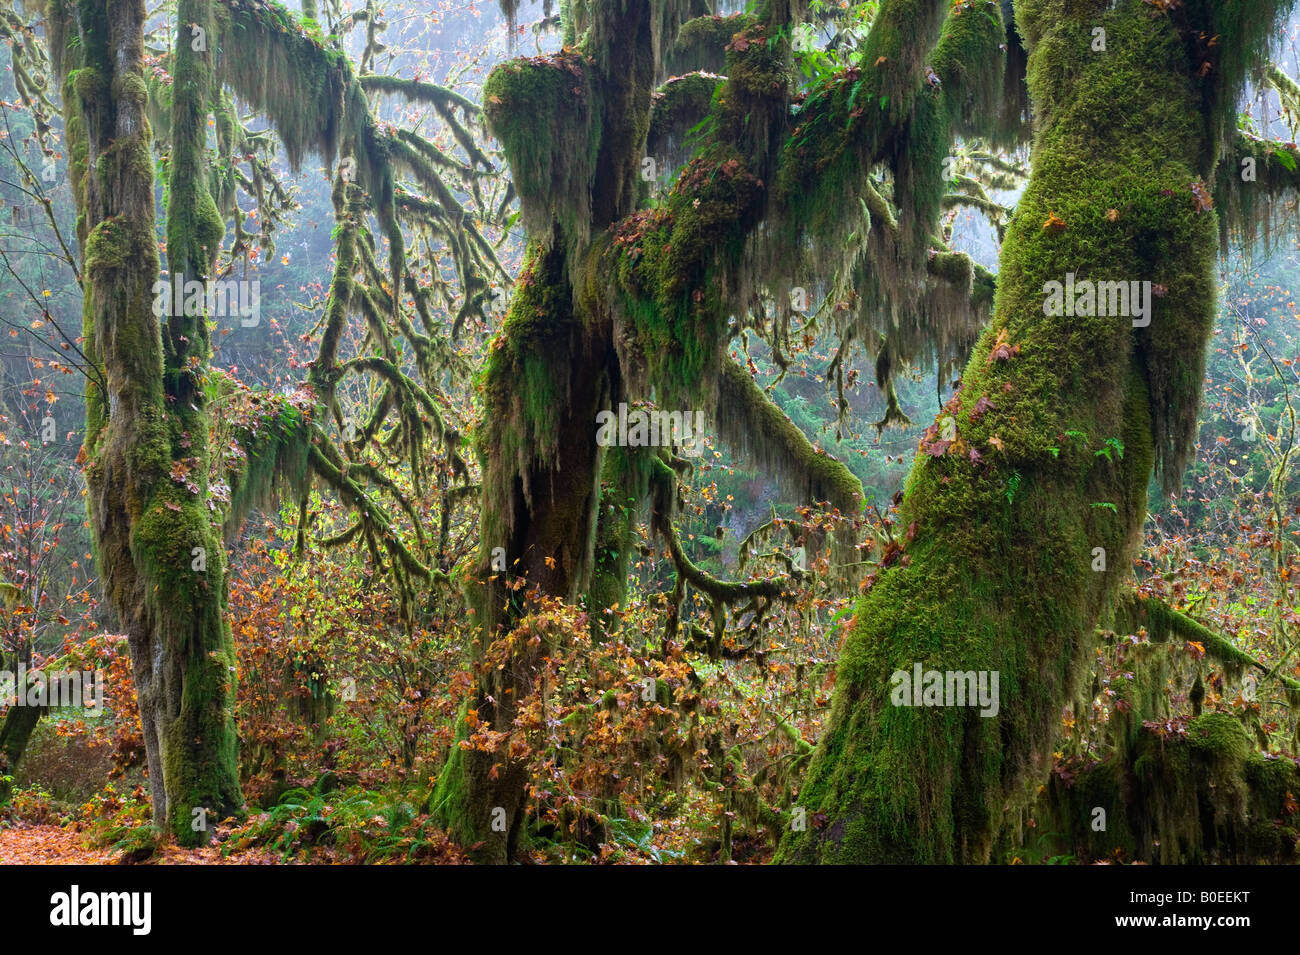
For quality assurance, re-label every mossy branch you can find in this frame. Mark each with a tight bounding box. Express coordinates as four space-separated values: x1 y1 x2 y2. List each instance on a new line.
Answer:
665 13 755 75
307 438 431 583
717 355 864 514
359 73 479 115
1117 592 1300 699
1214 130 1300 250
1031 712 1300 864
647 71 724 161
656 500 793 604
775 712 813 755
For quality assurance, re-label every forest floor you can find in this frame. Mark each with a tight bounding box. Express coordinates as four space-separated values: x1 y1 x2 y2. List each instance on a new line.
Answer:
0 823 284 864
0 824 114 864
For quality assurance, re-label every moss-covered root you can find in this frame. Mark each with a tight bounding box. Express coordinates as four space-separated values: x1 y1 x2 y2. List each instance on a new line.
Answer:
1029 714 1300 864
779 0 1226 863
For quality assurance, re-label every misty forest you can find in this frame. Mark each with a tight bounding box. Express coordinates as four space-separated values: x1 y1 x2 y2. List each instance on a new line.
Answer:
0 0 1299 867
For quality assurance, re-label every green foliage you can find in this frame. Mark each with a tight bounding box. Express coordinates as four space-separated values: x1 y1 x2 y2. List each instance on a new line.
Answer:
225 784 466 862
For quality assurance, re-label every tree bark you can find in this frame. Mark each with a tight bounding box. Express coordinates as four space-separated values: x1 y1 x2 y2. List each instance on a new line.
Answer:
429 0 662 861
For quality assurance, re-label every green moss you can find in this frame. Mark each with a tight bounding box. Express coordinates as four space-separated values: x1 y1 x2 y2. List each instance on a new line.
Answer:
1029 713 1299 863
482 51 602 247
219 393 313 541
599 20 788 408
648 71 722 159
70 66 106 103
929 0 1007 137
606 150 765 405
84 218 130 271
666 14 754 75
1215 128 1300 252
478 239 577 518
765 3 1006 392
214 0 352 171
717 357 863 514
56 0 247 844
587 446 647 638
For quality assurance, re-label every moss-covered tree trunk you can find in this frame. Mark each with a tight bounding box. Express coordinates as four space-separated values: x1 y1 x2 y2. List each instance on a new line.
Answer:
429 0 662 862
48 0 241 844
0 698 43 802
778 0 1283 862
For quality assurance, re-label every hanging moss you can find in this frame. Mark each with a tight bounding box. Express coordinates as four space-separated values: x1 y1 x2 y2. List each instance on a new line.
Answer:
1214 131 1300 253
606 150 767 406
929 0 1007 138
751 2 1006 413
717 357 863 514
585 0 694 83
213 0 402 286
478 237 579 535
216 385 314 543
213 0 349 169
665 13 756 76
1009 582 1300 863
482 50 602 248
167 0 223 372
595 17 788 412
647 71 722 168
1029 714 1300 864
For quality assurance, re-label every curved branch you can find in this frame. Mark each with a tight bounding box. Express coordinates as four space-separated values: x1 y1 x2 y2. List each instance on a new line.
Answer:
716 355 863 514
1116 592 1300 700
658 501 794 603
